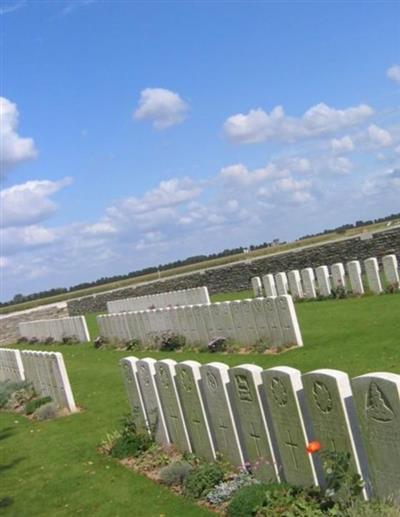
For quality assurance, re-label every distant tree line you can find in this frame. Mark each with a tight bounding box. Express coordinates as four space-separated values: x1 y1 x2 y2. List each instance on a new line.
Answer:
2 212 399 307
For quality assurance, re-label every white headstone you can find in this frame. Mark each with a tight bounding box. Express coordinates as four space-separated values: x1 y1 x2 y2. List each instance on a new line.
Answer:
315 266 331 297
154 359 191 452
364 257 383 294
174 361 215 461
135 358 169 444
251 298 273 346
301 268 317 299
382 254 399 288
261 367 319 487
262 274 277 297
200 362 244 467
251 276 263 297
302 369 368 498
120 356 148 432
275 295 303 347
287 270 304 300
263 297 284 347
331 263 346 290
228 364 279 481
275 272 289 296
347 261 364 295
352 372 400 502
0 348 25 382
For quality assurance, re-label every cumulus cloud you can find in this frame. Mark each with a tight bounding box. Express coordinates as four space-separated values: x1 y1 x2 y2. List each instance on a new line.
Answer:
134 88 189 129
0 97 37 173
387 65 400 84
367 124 393 147
223 102 373 144
330 135 354 153
1 225 57 255
1 177 73 228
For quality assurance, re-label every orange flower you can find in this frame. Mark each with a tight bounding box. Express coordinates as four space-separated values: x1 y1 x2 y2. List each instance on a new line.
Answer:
306 441 321 454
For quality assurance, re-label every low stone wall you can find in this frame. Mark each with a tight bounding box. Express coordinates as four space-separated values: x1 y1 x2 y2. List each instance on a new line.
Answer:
67 227 400 315
0 303 68 345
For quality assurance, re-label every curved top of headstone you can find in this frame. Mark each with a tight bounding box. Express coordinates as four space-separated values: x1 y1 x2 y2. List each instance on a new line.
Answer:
303 369 352 397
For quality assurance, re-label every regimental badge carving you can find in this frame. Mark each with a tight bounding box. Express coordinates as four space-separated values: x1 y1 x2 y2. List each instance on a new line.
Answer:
235 374 253 402
313 381 333 413
366 382 394 422
158 365 170 388
271 377 288 407
139 364 150 386
206 372 218 392
278 299 287 310
179 368 193 393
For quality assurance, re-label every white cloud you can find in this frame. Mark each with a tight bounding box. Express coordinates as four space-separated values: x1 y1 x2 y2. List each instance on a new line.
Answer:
220 163 285 186
0 97 37 173
367 124 393 147
1 177 72 228
330 135 354 153
223 102 374 144
0 1 25 15
328 156 353 174
134 88 189 129
275 177 312 192
0 256 9 268
387 64 400 84
1 225 57 255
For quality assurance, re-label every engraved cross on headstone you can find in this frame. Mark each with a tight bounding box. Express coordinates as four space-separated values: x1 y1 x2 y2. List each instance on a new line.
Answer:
219 419 229 448
284 430 299 470
249 422 262 456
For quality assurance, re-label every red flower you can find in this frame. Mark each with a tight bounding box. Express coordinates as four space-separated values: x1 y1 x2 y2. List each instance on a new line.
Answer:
306 441 321 454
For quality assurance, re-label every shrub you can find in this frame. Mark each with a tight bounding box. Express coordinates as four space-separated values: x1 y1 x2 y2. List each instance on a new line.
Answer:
125 338 142 351
25 396 52 415
94 336 104 349
183 462 224 499
256 485 324 516
159 460 193 486
29 337 38 344
158 332 185 352
227 483 269 517
385 282 399 294
345 499 400 516
208 337 227 353
44 337 54 344
206 469 259 505
110 414 153 459
32 402 58 421
0 380 35 409
331 286 347 299
17 336 28 343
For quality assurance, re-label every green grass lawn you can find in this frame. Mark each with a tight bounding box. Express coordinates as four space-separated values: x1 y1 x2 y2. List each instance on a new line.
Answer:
1 293 400 516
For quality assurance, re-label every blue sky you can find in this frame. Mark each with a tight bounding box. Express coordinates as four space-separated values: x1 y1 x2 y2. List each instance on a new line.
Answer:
1 0 400 301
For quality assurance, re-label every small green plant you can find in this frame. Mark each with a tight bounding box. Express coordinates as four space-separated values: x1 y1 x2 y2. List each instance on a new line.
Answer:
227 483 269 517
110 414 153 459
159 460 193 486
0 380 35 409
384 282 399 294
344 499 400 516
331 286 347 299
257 484 325 516
32 402 58 421
158 332 186 351
25 396 53 415
183 462 224 499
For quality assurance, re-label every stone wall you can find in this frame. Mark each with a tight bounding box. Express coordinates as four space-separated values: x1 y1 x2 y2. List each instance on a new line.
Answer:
0 303 68 345
67 227 400 315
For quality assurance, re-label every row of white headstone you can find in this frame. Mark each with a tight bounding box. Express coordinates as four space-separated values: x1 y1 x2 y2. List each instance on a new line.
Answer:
98 295 303 348
0 348 76 412
18 316 90 343
107 286 211 314
121 356 400 503
251 254 399 300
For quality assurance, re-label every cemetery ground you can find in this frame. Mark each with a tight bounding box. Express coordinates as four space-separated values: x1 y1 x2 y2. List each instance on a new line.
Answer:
1 292 400 516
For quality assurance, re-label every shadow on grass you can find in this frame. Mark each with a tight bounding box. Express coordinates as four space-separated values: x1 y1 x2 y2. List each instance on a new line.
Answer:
0 457 25 474
0 457 25 511
0 427 15 442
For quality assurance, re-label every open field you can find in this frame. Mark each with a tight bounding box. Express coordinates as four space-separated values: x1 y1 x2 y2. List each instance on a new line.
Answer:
1 293 400 516
2 220 398 315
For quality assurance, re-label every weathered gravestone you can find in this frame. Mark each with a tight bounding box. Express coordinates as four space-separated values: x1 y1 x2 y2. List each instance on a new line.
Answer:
287 270 304 299
251 276 264 297
135 358 169 444
263 297 284 347
175 361 215 461
230 301 249 344
275 295 303 347
262 274 277 297
315 266 331 297
301 268 317 299
242 299 260 344
302 369 368 498
192 304 209 345
228 364 279 481
154 359 191 452
20 350 77 412
202 304 216 341
251 298 272 345
120 356 148 432
275 272 289 296
331 263 346 290
200 362 244 467
261 367 319 486
382 254 399 287
347 260 364 295
364 257 383 294
0 348 25 382
219 302 237 341
352 372 400 502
